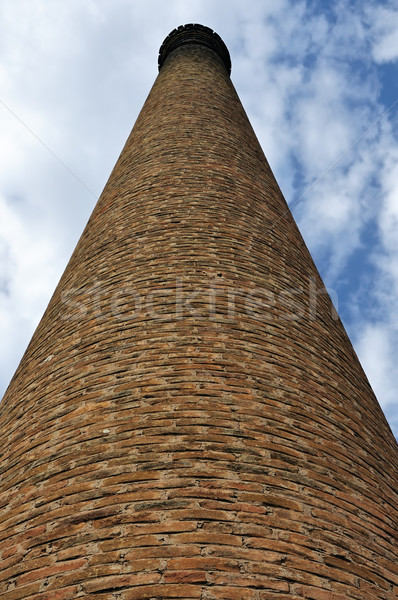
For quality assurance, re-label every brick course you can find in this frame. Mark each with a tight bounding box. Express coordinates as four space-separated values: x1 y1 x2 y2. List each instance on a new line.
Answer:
1 24 397 599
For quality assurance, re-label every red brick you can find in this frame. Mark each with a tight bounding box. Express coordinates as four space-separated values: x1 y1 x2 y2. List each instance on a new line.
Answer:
164 570 207 584
17 558 87 586
123 583 202 599
83 572 162 593
28 586 79 600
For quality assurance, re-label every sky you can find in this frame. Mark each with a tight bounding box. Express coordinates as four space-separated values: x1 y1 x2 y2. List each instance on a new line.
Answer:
0 0 397 438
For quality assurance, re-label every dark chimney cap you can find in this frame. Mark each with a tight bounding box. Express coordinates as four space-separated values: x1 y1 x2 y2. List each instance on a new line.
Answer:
158 24 231 76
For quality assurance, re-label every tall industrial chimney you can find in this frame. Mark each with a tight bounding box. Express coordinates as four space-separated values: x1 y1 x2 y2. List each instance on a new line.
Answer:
1 24 397 600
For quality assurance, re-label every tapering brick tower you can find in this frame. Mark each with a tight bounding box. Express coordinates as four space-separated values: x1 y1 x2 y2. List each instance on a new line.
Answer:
1 24 397 600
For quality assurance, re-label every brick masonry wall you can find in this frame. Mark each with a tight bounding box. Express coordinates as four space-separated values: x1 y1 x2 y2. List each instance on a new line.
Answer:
1 31 398 600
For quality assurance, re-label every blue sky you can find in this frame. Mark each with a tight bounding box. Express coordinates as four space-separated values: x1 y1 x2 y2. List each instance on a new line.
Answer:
0 0 397 437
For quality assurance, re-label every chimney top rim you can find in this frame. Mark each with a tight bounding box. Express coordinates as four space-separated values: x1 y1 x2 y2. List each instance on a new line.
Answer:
158 24 231 76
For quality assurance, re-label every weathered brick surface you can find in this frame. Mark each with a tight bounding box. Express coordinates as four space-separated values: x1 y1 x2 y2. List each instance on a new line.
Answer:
1 24 398 599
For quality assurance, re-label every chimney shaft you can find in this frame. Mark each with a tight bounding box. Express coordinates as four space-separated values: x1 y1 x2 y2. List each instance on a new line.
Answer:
1 24 397 600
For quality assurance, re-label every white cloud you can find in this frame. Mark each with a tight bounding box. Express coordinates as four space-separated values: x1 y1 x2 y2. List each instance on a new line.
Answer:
366 4 398 63
0 192 60 386
356 323 393 399
355 322 398 435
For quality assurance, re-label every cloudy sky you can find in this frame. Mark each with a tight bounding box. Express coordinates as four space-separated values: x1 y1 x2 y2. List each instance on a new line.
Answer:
0 0 397 438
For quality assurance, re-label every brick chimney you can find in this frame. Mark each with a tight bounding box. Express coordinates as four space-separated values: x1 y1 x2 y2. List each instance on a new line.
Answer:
1 24 397 600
